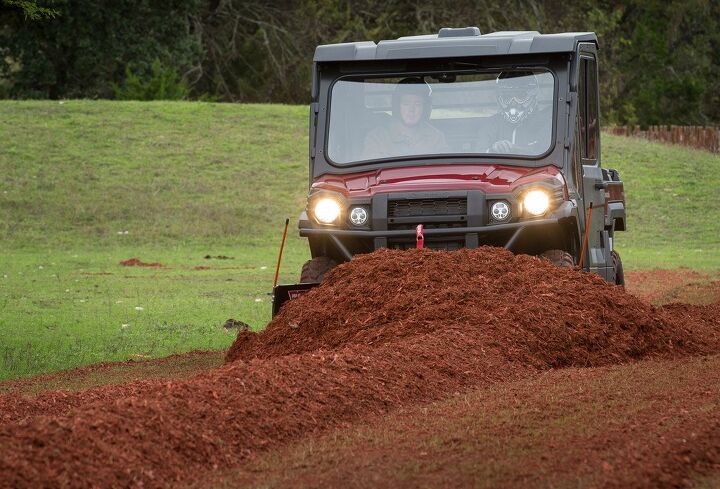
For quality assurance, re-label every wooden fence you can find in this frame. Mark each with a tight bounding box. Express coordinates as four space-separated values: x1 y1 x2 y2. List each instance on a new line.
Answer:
610 125 720 154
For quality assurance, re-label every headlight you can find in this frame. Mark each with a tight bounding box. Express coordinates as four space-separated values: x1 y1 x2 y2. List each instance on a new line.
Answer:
349 207 368 226
313 197 342 224
490 201 511 222
523 190 550 216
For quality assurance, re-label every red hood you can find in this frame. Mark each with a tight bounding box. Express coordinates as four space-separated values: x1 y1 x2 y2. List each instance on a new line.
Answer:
311 164 564 197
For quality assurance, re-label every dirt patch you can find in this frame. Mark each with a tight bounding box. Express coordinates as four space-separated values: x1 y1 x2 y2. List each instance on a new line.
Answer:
119 257 164 267
223 319 251 334
625 269 719 305
1 249 719 488
193 265 211 270
669 280 720 305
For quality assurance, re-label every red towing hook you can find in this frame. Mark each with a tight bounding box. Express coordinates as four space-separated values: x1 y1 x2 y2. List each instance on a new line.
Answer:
415 224 424 249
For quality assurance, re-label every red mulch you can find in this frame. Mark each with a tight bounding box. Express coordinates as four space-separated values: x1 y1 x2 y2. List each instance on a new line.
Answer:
227 248 720 368
0 334 524 488
215 355 720 489
0 350 222 398
119 258 164 267
1 248 718 488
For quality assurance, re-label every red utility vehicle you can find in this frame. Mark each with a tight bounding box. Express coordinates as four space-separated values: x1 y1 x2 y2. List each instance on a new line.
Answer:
273 27 626 315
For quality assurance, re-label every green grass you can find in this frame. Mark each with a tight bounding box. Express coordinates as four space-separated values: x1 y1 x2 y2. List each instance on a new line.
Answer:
0 101 308 248
1 100 719 380
0 245 307 379
604 135 720 269
0 101 311 380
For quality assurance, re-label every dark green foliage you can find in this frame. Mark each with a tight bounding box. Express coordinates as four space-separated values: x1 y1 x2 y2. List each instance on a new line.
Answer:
113 59 189 101
192 1 555 103
191 0 720 125
1 0 719 125
0 0 201 99
1 0 58 19
613 0 720 125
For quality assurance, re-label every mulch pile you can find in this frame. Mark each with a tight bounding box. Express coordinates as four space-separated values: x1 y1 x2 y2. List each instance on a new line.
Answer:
0 334 519 488
227 248 720 367
1 247 718 488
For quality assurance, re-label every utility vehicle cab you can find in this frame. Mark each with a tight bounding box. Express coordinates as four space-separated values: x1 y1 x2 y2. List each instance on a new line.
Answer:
273 27 626 315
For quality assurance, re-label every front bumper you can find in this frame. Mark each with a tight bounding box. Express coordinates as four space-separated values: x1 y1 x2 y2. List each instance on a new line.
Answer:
300 199 578 261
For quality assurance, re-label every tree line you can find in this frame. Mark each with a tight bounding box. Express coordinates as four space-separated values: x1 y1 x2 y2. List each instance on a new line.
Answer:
1 0 718 126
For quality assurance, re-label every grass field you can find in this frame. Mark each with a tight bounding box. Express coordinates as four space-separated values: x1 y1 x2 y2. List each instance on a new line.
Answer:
1 100 718 380
605 135 720 268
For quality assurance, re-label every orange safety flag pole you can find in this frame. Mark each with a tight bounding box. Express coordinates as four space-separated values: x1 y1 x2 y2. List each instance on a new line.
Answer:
273 218 290 288
578 203 593 269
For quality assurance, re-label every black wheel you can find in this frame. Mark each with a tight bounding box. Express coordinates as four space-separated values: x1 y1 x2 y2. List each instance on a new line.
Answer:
539 249 575 268
612 250 625 287
300 256 337 283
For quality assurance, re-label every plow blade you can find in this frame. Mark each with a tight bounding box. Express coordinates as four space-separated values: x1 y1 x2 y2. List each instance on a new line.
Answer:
272 283 319 317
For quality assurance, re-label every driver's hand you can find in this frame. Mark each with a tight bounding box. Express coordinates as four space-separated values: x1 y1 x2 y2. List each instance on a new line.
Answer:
491 140 513 153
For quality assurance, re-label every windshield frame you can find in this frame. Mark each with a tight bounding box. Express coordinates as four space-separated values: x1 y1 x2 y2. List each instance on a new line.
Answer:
323 67 559 168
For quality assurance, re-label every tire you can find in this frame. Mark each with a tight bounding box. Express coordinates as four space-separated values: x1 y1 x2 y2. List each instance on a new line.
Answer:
300 256 337 283
612 250 625 287
539 249 575 268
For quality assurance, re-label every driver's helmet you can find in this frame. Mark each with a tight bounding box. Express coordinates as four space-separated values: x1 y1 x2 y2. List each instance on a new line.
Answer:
391 77 433 120
496 71 539 124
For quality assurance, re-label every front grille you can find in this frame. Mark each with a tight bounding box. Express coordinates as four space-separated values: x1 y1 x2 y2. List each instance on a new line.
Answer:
387 222 465 230
388 198 467 218
389 239 464 251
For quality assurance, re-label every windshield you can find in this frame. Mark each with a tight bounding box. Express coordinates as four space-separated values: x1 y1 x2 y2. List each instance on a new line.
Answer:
327 69 555 165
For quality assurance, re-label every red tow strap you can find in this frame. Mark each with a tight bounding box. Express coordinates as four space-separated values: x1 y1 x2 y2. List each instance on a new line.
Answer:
415 224 424 249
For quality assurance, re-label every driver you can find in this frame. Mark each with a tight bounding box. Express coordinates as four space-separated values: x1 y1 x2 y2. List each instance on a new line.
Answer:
362 77 447 160
478 71 550 154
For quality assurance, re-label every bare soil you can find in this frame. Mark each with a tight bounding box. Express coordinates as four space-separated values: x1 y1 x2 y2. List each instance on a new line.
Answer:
1 248 719 488
119 257 164 267
625 269 720 305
